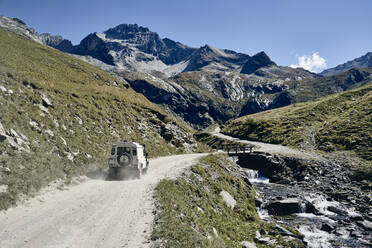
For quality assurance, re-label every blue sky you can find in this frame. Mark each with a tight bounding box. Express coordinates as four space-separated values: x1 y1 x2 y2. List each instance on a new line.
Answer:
1 0 371 72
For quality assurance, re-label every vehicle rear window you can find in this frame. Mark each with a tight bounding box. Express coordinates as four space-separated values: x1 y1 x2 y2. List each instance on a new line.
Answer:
117 147 130 155
133 149 137 156
111 148 115 155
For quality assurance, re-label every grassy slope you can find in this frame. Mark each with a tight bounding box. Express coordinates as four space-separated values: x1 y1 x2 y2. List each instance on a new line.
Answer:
0 28 195 209
152 154 304 248
222 84 372 161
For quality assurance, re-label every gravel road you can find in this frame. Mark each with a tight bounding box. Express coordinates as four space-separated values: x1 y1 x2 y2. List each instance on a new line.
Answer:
0 153 206 248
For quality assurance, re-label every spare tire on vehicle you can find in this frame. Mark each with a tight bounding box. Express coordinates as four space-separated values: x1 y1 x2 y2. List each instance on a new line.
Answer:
118 153 132 166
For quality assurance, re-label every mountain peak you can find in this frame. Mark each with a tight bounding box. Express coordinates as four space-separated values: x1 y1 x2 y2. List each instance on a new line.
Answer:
103 23 154 40
240 51 276 74
253 51 270 59
108 23 150 33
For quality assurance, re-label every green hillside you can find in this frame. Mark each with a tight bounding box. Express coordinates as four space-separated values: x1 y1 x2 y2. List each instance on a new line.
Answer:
222 84 372 161
0 28 196 209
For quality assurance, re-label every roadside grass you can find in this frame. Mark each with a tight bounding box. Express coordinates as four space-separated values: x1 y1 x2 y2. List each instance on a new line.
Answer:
152 154 305 248
222 84 372 162
0 27 195 210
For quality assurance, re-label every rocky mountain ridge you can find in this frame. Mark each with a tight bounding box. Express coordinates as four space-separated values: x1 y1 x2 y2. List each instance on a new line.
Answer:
0 16 317 129
321 52 372 76
2 15 370 129
120 69 314 128
0 16 309 77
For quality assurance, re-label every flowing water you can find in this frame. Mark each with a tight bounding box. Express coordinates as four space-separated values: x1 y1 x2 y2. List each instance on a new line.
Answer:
242 168 368 248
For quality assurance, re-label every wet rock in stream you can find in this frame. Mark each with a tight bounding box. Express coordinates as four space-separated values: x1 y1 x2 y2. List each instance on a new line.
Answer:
266 198 305 215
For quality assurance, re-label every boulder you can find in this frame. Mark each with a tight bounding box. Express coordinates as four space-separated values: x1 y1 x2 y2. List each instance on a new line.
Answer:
0 184 8 193
350 214 364 221
274 224 297 237
255 230 261 240
327 206 347 216
0 85 7 93
266 198 302 215
220 190 236 209
357 220 372 231
2 167 11 174
255 236 276 245
240 241 257 248
254 196 263 207
320 223 335 233
305 202 321 215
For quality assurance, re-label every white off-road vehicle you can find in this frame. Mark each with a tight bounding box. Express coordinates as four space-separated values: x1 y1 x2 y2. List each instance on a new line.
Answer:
108 140 149 179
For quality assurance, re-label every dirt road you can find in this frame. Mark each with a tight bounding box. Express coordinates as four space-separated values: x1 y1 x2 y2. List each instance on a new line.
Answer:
0 153 205 248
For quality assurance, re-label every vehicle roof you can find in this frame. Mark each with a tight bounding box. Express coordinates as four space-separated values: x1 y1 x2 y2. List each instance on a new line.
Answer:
112 141 143 148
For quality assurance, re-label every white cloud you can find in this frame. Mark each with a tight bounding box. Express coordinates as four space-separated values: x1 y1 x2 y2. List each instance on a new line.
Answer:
290 52 327 73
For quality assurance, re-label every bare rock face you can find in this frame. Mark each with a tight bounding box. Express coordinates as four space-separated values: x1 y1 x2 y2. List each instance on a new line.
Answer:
40 33 74 53
0 122 30 152
160 122 195 147
125 71 303 128
183 45 250 72
104 24 196 66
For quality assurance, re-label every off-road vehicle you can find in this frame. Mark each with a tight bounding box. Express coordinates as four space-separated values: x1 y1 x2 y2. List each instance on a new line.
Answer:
108 140 149 179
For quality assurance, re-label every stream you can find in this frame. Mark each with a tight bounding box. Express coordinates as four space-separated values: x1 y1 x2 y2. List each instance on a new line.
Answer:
243 168 371 248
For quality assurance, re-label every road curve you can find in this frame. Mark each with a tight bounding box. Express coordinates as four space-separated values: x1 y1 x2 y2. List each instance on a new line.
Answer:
0 153 206 248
